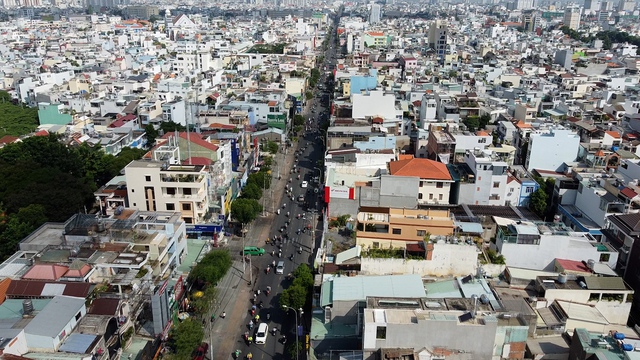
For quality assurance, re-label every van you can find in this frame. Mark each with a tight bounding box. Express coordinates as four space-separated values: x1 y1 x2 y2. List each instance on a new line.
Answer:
243 246 265 256
276 261 285 274
255 323 268 345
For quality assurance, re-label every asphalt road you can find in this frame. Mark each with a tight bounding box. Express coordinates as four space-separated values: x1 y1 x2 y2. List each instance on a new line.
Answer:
210 20 339 360
235 46 338 360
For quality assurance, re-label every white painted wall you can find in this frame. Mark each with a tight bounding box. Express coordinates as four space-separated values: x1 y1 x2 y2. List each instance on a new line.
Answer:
352 90 397 120
418 180 452 205
360 243 478 277
496 234 618 271
526 128 580 172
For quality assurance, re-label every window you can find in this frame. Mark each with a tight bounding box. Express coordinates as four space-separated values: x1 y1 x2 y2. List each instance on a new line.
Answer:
184 217 193 224
419 181 423 187
372 242 380 249
418 193 423 199
429 194 433 200
525 187 534 194
131 189 135 193
493 182 500 188
600 253 610 262
182 203 191 211
439 194 443 201
133 203 136 207
184 188 192 196
167 187 176 195
376 326 387 339
436 182 443 188
75 312 82 321
392 228 402 235
166 203 175 211
417 230 426 237
145 175 151 182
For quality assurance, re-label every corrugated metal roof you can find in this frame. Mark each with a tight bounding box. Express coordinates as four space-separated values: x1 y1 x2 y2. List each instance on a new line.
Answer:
59 333 98 354
584 276 627 291
24 295 85 338
331 274 425 302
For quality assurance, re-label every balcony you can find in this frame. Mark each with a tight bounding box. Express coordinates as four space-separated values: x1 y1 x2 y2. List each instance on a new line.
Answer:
161 174 205 184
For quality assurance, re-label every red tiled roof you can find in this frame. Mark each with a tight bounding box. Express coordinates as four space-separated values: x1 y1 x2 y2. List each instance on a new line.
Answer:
605 130 621 139
0 135 19 145
209 123 236 130
621 187 638 199
6 280 92 298
185 157 213 166
161 132 219 152
556 258 591 273
22 264 69 281
34 129 49 137
88 298 120 315
389 158 452 180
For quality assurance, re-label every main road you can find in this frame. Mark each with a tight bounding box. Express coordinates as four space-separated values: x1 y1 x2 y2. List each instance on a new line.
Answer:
209 16 339 360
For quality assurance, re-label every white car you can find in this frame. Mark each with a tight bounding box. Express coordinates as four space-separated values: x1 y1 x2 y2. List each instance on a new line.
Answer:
301 181 308 188
255 323 268 345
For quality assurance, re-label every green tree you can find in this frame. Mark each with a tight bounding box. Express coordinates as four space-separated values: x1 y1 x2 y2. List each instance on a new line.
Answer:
266 141 279 154
463 117 480 132
159 121 186 133
286 341 305 360
169 318 204 359
145 124 159 146
188 249 232 286
279 284 307 310
292 264 313 289
529 188 547 218
479 114 491 129
241 183 262 200
305 91 313 100
293 114 305 127
230 198 262 225
247 171 271 190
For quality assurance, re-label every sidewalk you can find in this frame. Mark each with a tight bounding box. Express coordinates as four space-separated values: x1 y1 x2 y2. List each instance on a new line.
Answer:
207 145 298 360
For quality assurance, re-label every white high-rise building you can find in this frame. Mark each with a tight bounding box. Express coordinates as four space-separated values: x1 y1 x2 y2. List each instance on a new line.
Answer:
369 3 381 24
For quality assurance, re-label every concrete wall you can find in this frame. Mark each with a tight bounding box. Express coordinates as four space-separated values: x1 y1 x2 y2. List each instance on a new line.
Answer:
352 91 396 120
360 243 478 277
526 129 580 172
363 311 497 358
543 289 632 324
496 234 618 271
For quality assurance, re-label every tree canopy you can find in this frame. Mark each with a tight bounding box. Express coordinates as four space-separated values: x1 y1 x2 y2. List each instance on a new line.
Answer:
230 198 262 225
168 318 204 359
188 249 232 287
0 135 146 260
0 90 38 136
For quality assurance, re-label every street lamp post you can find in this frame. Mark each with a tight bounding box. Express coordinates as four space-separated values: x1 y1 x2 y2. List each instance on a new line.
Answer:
282 306 304 360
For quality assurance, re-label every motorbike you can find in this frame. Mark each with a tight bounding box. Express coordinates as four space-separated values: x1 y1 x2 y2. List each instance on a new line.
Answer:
259 301 264 309
280 335 287 344
235 350 242 359
298 247 303 254
271 327 278 336
266 312 271 320
289 254 294 261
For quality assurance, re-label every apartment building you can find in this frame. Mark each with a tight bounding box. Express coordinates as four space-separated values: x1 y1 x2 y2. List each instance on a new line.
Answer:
458 149 509 206
355 207 455 249
494 216 618 272
125 160 209 224
388 157 453 205
526 127 580 172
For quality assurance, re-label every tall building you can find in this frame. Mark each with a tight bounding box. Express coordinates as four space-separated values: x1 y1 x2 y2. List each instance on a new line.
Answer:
563 7 580 30
522 11 538 32
617 0 634 11
584 0 599 11
369 3 381 24
126 5 159 20
428 19 448 64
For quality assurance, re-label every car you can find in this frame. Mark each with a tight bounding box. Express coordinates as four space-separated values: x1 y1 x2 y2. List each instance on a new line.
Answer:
298 195 305 202
193 342 209 360
255 323 269 344
301 181 308 188
243 246 265 256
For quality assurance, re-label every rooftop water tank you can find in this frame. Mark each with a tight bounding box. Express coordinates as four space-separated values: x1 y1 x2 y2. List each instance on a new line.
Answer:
558 273 567 284
22 299 33 316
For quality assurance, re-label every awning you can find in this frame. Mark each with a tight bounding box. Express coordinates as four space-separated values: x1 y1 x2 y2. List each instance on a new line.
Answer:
455 221 483 234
